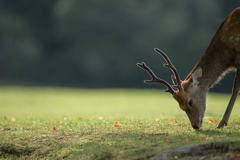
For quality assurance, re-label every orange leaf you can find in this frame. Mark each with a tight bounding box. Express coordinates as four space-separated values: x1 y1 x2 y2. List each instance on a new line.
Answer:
164 133 168 136
208 120 213 123
47 122 50 125
201 136 205 140
234 153 239 158
62 131 66 136
113 121 121 127
212 118 216 121
53 126 57 131
78 117 82 120
164 138 169 141
173 120 177 123
57 121 60 123
185 139 189 144
11 118 16 122
128 141 134 143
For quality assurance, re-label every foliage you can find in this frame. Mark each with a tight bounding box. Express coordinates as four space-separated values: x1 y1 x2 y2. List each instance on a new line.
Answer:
1 87 240 159
0 1 239 92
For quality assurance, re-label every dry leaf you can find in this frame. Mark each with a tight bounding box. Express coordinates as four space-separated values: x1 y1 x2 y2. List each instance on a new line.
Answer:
113 121 121 127
201 136 206 140
234 153 238 158
208 120 213 123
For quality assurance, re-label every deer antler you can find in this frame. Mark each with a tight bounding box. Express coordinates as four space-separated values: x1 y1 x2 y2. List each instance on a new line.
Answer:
154 48 182 91
137 62 175 95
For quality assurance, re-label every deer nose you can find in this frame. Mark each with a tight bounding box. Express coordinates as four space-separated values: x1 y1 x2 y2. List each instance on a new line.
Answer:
193 125 199 129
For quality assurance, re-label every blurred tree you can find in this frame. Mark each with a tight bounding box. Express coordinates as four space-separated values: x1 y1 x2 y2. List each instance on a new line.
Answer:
0 1 238 92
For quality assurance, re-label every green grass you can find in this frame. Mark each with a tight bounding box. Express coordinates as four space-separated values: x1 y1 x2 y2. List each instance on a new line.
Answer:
1 86 240 159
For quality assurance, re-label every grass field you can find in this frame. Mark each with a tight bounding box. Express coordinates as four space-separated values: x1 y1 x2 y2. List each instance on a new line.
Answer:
1 86 240 159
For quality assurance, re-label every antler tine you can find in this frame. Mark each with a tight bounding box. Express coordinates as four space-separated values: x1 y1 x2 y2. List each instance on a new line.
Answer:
154 48 182 91
136 62 175 95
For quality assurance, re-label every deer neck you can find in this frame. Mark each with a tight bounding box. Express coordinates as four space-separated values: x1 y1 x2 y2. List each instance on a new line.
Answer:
186 39 234 91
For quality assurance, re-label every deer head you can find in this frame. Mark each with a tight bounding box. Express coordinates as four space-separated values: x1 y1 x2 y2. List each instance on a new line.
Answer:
137 48 205 129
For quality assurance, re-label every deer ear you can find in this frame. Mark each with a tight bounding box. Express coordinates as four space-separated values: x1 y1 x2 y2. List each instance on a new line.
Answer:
192 68 202 86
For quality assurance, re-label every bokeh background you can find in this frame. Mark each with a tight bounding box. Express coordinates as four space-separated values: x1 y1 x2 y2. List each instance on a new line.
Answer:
0 1 239 93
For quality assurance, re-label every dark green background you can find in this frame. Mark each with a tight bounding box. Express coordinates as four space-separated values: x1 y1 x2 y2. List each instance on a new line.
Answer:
0 1 239 93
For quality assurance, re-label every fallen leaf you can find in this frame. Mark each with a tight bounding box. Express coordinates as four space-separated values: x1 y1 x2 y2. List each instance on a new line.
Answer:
63 148 66 150
173 120 177 123
164 138 169 142
62 131 66 136
128 141 134 143
4 116 7 120
11 118 16 122
44 127 48 129
201 136 206 140
185 139 189 144
234 153 238 158
113 121 121 127
164 133 168 136
78 117 82 120
212 118 216 121
47 122 50 125
208 120 213 123
53 126 57 131
57 121 60 123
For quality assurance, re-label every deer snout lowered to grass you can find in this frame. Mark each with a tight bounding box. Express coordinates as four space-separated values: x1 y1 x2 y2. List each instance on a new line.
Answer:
137 7 240 129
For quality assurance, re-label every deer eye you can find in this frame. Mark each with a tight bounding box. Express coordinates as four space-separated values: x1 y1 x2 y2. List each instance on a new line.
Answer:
188 99 193 107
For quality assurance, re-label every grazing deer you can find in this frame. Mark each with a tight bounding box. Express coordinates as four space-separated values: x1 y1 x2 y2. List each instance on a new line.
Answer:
137 7 240 129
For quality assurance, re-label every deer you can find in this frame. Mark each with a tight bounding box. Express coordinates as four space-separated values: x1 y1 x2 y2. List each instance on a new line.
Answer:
137 7 240 129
